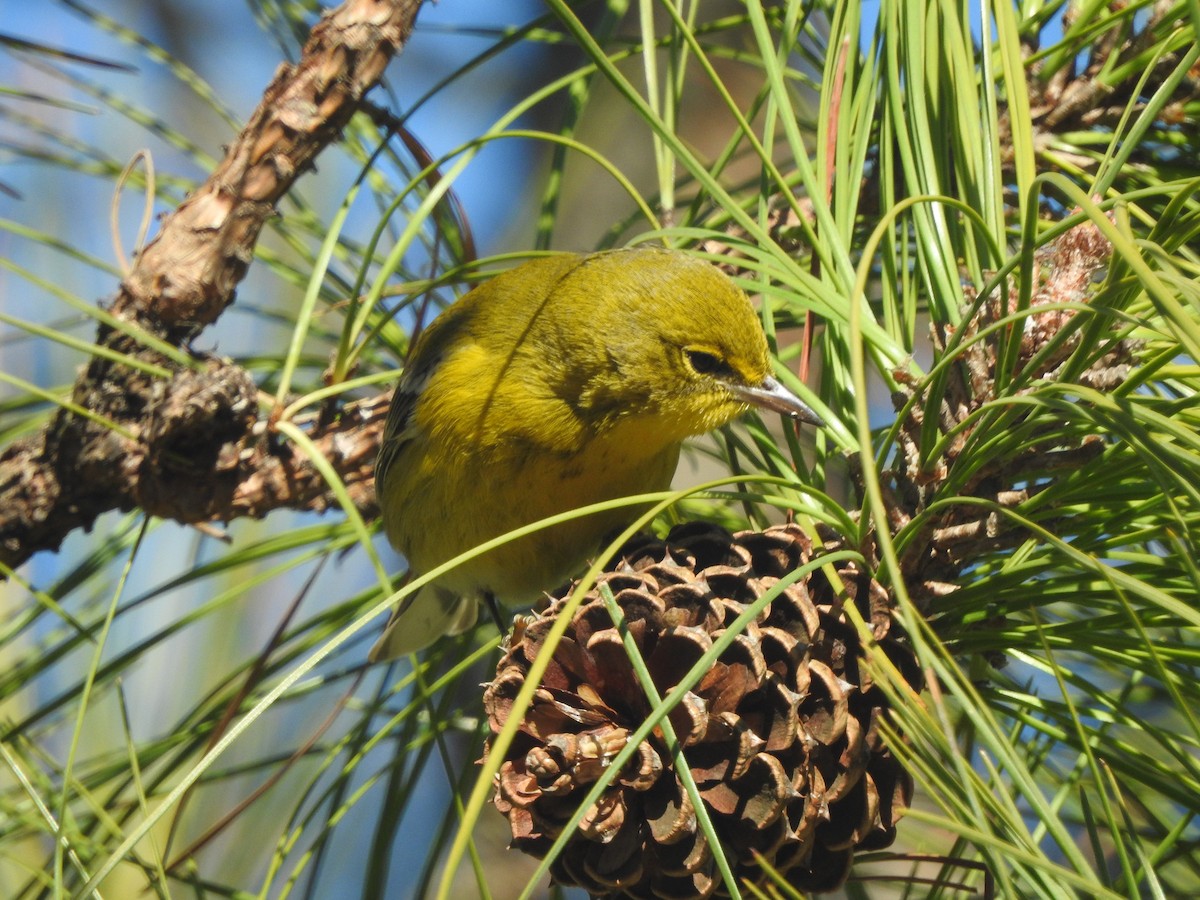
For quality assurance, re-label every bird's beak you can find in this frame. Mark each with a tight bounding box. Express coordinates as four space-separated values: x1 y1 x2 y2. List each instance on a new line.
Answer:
729 376 824 426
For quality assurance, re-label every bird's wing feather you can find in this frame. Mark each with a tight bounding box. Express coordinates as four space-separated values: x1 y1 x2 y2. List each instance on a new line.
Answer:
374 371 426 486
368 584 477 661
374 295 474 484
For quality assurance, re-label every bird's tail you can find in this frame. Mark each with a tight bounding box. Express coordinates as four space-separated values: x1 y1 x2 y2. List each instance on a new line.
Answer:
368 584 478 661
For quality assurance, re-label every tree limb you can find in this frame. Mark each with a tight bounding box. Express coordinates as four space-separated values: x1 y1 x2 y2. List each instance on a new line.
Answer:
0 0 422 569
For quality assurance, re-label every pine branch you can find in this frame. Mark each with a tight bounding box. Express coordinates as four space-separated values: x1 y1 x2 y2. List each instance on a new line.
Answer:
0 0 422 569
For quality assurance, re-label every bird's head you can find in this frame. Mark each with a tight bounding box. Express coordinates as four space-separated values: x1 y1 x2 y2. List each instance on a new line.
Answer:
550 248 823 442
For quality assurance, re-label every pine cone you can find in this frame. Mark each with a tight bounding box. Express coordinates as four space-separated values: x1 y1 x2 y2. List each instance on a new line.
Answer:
482 522 920 897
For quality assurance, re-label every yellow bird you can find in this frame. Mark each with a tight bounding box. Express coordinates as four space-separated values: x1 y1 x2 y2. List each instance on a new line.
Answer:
370 248 822 660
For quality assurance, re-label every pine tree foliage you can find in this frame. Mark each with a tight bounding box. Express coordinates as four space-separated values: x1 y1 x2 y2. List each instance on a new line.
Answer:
0 2 1197 897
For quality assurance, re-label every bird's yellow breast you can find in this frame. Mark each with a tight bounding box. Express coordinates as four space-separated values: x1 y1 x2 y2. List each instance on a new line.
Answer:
380 341 684 604
391 420 680 604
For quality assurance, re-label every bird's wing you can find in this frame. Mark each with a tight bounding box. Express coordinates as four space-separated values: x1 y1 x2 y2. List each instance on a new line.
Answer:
376 291 486 485
368 584 478 661
374 367 426 487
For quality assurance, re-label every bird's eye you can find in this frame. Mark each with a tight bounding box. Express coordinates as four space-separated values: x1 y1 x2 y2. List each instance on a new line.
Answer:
685 349 725 376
